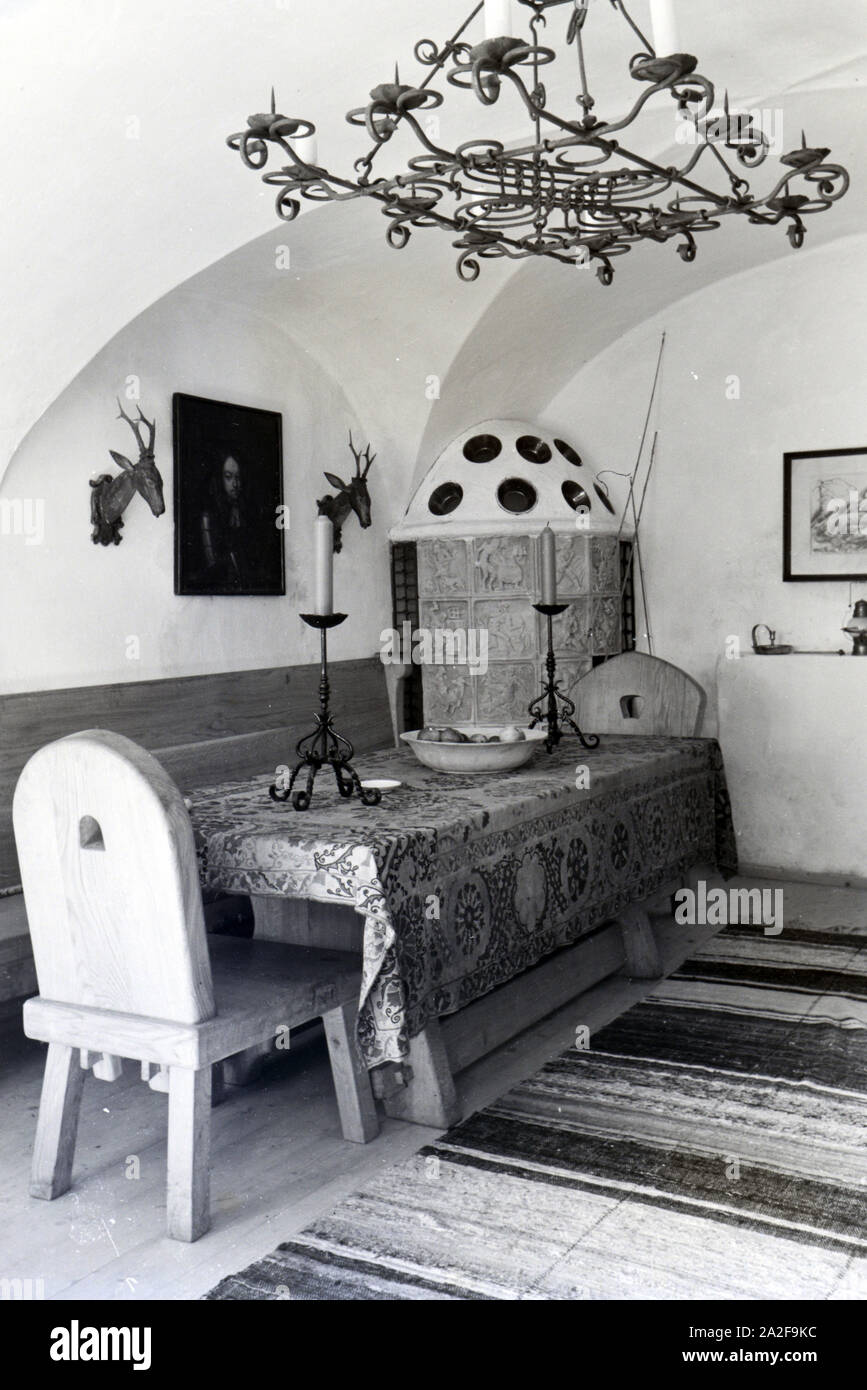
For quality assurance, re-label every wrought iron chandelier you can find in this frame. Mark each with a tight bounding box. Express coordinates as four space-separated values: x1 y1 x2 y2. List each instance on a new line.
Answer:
226 0 849 286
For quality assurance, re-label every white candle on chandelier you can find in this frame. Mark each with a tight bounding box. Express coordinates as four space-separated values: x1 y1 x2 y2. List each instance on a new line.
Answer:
540 526 558 605
484 0 513 40
649 0 679 56
314 515 334 615
293 130 318 166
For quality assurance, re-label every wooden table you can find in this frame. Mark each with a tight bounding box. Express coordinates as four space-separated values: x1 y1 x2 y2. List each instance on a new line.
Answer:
188 736 736 1127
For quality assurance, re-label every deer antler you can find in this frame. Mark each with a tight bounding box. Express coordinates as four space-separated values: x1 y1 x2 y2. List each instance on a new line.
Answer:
347 431 375 478
116 398 155 455
347 430 363 476
139 406 155 453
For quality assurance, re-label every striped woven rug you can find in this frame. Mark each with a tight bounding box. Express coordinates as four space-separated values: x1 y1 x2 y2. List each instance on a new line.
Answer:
205 913 867 1300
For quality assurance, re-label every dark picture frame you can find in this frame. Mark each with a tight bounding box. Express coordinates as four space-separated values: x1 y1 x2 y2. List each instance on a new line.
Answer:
783 447 867 582
173 392 285 596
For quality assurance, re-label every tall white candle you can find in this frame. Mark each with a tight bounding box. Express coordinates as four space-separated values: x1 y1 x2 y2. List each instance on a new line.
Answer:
649 0 679 55
484 0 513 39
540 526 557 605
314 515 334 615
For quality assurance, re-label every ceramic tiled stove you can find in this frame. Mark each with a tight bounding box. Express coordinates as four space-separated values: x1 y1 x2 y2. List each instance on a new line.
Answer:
389 419 633 727
416 532 623 725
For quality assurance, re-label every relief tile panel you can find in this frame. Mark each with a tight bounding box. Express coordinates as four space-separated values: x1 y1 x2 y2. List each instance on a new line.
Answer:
475 663 539 722
422 665 475 725
473 599 536 661
545 598 591 655
553 534 590 595
419 600 470 633
417 539 469 595
473 535 533 594
590 536 619 594
590 595 622 653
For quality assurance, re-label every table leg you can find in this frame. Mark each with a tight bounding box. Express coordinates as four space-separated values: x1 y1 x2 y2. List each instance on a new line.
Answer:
616 901 663 979
381 1019 461 1129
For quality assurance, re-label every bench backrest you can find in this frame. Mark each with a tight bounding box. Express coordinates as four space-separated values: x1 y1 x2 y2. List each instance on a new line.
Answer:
0 657 393 892
13 730 214 1024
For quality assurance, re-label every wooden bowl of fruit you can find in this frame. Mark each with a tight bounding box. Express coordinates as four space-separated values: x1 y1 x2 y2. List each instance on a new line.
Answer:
400 724 547 773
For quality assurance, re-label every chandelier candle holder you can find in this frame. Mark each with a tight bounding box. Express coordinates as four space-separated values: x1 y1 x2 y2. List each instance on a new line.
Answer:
227 0 848 286
270 612 383 811
529 602 600 753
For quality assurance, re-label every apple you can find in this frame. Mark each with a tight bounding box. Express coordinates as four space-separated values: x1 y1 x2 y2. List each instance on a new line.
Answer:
441 728 468 743
500 725 526 743
419 727 443 742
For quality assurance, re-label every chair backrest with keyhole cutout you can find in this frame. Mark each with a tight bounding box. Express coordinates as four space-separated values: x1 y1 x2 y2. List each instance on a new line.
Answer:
573 652 705 737
13 730 214 1023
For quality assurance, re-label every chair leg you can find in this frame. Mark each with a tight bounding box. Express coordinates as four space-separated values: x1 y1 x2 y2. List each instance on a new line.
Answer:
322 1000 379 1143
30 1043 86 1200
166 1067 211 1241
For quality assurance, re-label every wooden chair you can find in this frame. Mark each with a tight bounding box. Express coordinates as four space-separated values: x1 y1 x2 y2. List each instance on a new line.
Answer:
13 729 378 1242
573 652 706 737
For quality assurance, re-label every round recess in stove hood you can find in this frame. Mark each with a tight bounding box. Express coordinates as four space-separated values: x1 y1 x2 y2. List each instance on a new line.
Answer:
562 480 591 511
428 481 464 516
516 435 552 465
594 482 616 514
497 478 538 514
463 433 502 463
554 438 583 467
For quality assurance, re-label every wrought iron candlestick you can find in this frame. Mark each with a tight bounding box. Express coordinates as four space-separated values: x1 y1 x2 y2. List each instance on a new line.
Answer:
528 603 600 754
269 613 382 811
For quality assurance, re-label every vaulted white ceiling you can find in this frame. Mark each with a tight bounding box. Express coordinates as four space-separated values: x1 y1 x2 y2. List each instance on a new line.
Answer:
2 0 865 482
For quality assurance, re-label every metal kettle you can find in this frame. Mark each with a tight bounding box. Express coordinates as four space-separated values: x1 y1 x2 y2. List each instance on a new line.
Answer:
751 624 792 655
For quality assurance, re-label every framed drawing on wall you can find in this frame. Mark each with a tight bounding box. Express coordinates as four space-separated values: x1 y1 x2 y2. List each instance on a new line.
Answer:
173 392 285 596
783 447 867 581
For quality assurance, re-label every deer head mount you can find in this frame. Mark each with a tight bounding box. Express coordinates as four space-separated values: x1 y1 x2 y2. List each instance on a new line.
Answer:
90 400 165 546
316 432 375 553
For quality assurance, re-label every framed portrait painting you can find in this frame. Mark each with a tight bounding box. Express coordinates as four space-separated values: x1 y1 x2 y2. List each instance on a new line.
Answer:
173 393 285 596
783 447 867 581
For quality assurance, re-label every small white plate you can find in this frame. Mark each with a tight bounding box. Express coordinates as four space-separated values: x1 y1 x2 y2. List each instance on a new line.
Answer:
360 778 402 792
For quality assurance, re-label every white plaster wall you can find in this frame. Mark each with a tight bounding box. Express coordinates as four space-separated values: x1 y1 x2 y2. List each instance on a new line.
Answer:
0 294 400 693
544 235 867 735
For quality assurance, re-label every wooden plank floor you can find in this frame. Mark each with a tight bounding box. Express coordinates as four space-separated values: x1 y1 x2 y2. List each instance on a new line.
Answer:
0 879 857 1302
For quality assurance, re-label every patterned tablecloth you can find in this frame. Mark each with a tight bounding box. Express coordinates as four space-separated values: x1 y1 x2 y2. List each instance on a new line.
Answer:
188 736 737 1070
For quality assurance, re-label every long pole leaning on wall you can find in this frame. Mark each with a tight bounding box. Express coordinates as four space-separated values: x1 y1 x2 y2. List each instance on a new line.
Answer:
617 331 666 656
